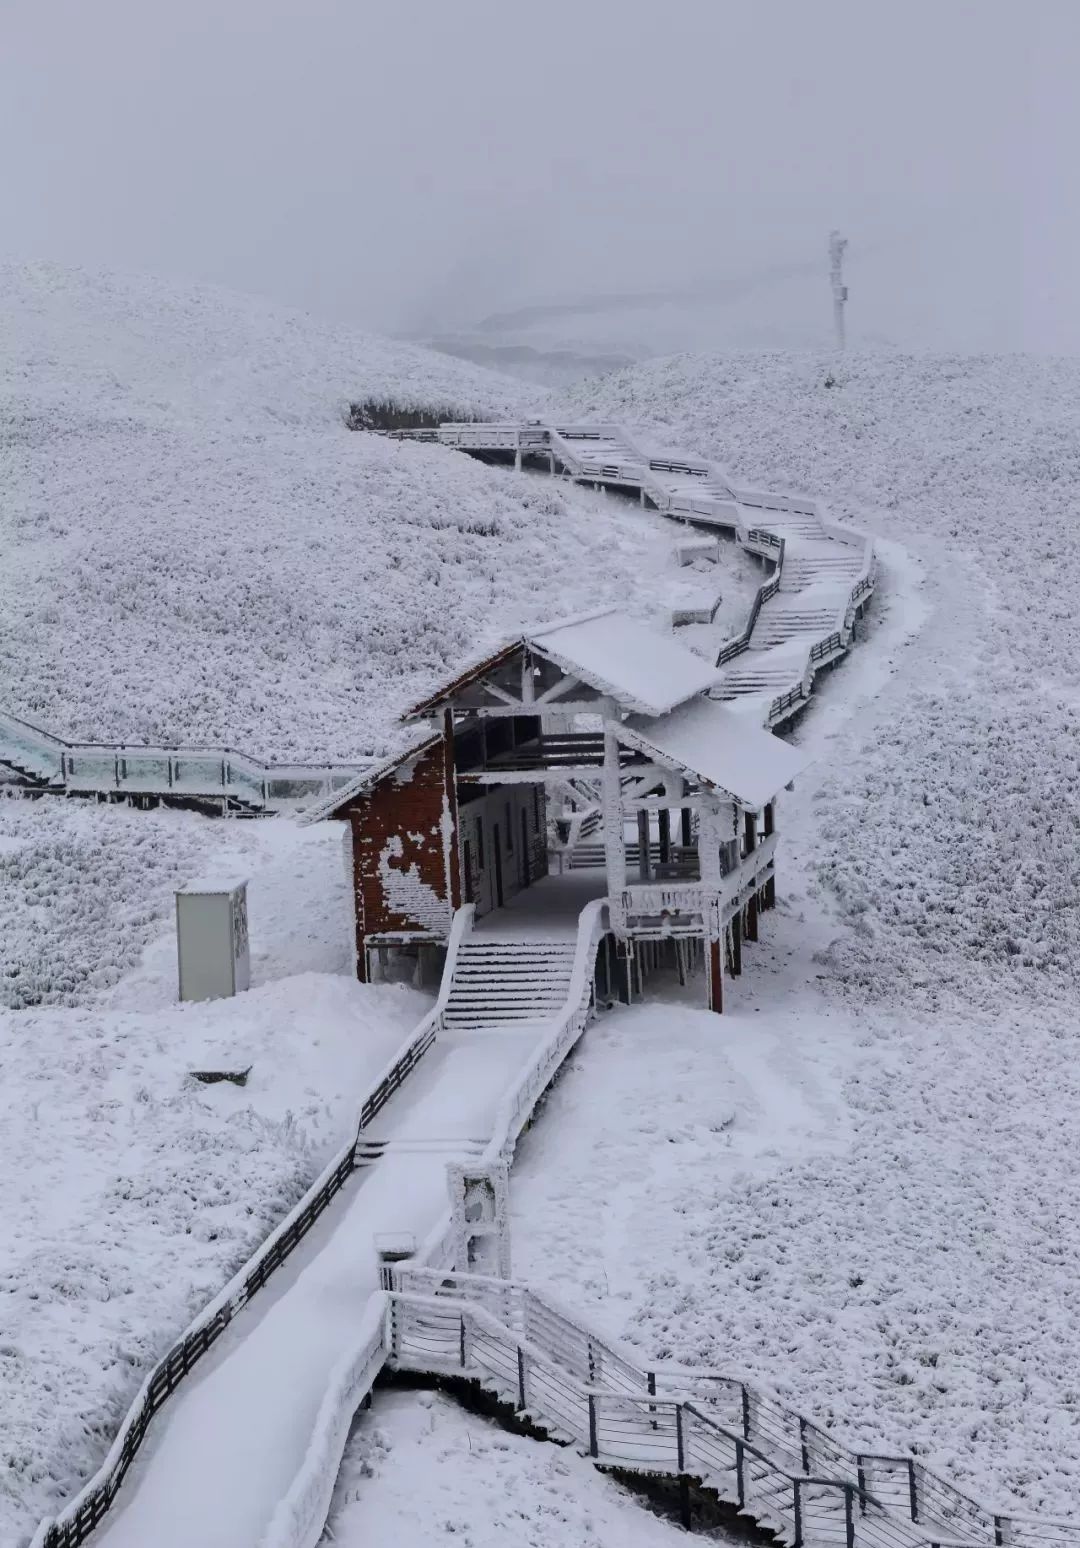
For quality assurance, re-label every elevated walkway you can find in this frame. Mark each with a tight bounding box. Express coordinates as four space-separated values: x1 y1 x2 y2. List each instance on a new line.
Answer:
409 418 876 730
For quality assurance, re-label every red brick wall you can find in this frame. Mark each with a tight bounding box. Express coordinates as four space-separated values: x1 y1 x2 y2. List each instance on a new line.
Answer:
340 733 460 979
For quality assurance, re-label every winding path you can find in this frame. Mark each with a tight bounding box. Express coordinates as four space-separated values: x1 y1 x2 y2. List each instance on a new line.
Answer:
29 425 883 1548
417 419 876 728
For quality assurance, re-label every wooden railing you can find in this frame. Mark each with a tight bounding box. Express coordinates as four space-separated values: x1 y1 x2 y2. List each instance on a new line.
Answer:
386 1271 1080 1548
716 538 787 664
29 907 477 1548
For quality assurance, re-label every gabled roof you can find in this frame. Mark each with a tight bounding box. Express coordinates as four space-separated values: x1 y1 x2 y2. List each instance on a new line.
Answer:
401 609 721 723
298 730 441 825
527 610 721 717
613 697 807 809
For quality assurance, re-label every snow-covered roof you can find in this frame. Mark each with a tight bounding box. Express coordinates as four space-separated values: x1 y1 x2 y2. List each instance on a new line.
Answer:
402 610 721 722
614 697 808 808
528 610 721 717
299 731 441 824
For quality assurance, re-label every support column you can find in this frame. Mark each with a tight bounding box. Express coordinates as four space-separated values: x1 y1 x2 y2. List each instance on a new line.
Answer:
514 446 523 472
637 809 652 882
707 935 724 1013
681 807 692 848
602 722 627 933
744 810 759 943
730 913 743 976
763 802 776 909
699 803 724 1014
658 808 672 866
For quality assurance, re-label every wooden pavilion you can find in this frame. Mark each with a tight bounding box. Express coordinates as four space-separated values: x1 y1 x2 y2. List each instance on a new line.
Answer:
307 609 805 1011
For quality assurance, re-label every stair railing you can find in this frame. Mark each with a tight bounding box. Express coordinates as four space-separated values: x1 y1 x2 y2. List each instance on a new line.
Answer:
29 907 476 1548
385 1270 1079 1548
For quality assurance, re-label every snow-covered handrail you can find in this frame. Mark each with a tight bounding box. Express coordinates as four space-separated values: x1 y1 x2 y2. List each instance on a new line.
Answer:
386 1270 1079 1548
482 896 610 1164
0 706 369 812
715 537 786 664
28 907 476 1548
251 905 613 1548
257 1297 390 1548
354 903 474 1138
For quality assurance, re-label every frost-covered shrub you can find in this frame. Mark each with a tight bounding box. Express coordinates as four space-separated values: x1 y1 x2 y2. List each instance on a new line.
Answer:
345 398 476 432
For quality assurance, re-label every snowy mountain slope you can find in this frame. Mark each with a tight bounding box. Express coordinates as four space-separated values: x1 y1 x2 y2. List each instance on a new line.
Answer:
0 261 536 431
567 351 1080 1000
504 352 1080 1517
0 264 749 763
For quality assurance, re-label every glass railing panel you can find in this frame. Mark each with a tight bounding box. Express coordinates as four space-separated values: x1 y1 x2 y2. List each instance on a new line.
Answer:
117 753 172 788
265 775 327 803
172 756 227 794
224 761 267 804
0 718 65 779
66 751 121 788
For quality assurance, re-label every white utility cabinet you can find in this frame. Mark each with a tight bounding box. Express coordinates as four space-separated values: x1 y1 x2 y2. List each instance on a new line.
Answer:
176 878 250 1002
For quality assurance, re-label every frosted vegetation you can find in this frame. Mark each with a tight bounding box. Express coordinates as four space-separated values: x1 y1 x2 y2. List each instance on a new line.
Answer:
0 263 745 763
510 353 1080 1517
7 282 1079 1535
0 797 429 1539
327 1389 712 1548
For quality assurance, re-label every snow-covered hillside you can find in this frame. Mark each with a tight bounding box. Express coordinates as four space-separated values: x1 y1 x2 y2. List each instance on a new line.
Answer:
326 1389 714 1548
508 352 1080 1517
1 264 742 763
0 799 431 1541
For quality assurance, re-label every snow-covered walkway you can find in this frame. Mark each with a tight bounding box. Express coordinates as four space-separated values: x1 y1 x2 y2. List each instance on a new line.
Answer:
422 418 875 730
86 1016 547 1548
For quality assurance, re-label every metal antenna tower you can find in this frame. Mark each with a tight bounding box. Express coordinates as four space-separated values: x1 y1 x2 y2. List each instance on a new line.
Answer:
828 230 848 350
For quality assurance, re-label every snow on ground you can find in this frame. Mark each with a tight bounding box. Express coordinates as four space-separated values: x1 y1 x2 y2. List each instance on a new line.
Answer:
326 1388 737 1547
0 797 431 1543
0 263 754 763
508 354 1080 1518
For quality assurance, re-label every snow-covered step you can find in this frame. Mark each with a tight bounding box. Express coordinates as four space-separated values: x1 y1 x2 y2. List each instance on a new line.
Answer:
443 939 578 1029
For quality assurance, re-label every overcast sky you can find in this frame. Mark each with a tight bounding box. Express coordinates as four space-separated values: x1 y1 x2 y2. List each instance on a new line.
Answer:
3 0 1078 353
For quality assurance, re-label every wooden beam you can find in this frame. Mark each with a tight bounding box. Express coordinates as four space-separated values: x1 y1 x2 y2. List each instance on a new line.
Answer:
536 672 588 705
708 937 724 1013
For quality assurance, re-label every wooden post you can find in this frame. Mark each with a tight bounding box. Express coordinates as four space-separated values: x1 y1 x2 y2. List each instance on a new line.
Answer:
744 810 758 942
442 710 463 910
681 807 692 848
637 809 652 881
730 914 742 976
602 720 628 938
658 808 671 865
763 801 776 909
708 936 724 1013
699 807 724 1014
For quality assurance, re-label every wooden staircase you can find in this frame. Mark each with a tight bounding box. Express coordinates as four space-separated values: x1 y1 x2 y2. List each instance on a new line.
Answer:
442 940 578 1031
